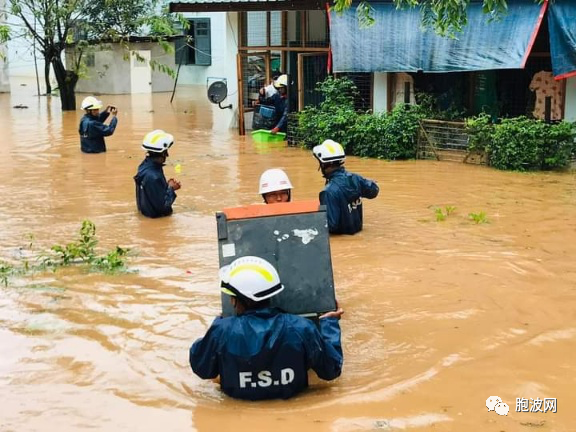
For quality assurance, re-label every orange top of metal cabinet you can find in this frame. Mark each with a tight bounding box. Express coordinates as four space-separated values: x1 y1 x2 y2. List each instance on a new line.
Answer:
221 200 322 220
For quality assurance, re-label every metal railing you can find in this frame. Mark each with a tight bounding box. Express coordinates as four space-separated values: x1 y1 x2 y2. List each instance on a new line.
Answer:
417 119 473 162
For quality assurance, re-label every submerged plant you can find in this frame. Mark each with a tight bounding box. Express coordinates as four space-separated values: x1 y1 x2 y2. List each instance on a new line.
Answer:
434 206 457 222
92 246 130 272
435 208 446 222
50 220 98 265
0 220 131 286
469 211 489 224
0 261 15 287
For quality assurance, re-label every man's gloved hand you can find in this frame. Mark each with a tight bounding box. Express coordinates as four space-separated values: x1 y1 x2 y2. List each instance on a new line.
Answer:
270 127 280 134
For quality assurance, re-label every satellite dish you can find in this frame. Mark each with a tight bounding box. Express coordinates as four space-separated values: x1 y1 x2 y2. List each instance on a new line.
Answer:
207 81 232 109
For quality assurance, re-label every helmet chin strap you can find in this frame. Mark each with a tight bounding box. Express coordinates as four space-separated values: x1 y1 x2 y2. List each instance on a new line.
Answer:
319 162 329 179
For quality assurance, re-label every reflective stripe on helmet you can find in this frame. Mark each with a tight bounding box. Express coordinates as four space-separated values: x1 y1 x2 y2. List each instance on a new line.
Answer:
230 263 274 282
219 256 284 301
142 130 174 152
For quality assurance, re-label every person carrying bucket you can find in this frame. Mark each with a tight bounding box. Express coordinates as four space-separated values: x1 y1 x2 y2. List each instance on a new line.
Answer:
189 256 344 400
313 139 380 235
78 96 118 153
134 130 181 218
259 74 289 136
258 168 293 204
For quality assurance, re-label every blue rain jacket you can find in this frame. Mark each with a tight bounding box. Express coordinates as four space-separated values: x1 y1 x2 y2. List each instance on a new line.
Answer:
133 158 177 218
78 112 118 153
320 168 379 235
261 93 288 133
190 308 343 400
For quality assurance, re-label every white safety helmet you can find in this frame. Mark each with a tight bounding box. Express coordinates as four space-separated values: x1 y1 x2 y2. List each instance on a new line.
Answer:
259 168 293 195
312 139 346 164
81 96 103 110
220 256 284 302
142 129 174 153
273 74 288 88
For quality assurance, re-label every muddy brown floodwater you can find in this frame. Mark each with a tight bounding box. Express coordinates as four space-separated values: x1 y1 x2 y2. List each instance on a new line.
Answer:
1 79 576 432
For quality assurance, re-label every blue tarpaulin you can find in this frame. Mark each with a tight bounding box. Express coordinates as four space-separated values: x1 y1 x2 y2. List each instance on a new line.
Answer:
548 2 576 80
329 0 546 73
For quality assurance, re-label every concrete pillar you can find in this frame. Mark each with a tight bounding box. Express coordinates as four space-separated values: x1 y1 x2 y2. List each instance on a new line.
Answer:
565 76 576 122
372 72 388 113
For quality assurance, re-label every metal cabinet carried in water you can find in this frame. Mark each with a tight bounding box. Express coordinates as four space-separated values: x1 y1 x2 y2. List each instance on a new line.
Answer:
215 200 336 317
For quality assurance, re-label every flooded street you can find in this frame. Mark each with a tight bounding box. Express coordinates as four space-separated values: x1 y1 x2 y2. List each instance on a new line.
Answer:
2 80 576 432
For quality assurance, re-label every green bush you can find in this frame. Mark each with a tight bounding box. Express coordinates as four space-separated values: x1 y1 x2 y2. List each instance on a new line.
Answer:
296 77 576 170
540 121 576 170
466 114 576 171
474 117 576 171
295 77 424 160
466 113 493 153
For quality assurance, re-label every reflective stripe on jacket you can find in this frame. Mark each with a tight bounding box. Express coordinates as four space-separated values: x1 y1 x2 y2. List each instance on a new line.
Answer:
79 112 117 153
319 168 379 235
133 157 176 218
190 308 343 400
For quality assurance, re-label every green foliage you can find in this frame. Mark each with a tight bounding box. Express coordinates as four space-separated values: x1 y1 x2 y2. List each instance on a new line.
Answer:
48 220 130 272
295 77 425 160
434 206 456 222
92 247 130 272
415 92 466 121
7 0 184 109
356 1 376 28
295 77 359 151
82 0 155 38
489 118 575 171
435 208 446 222
318 75 359 108
0 221 131 287
0 261 15 287
540 121 576 170
466 115 576 171
50 220 98 266
468 211 489 224
465 113 494 153
0 25 8 45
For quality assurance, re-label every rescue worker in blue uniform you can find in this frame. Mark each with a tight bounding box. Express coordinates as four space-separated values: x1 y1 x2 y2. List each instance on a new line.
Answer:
313 139 379 235
134 130 181 218
78 96 118 153
259 74 289 135
189 256 344 400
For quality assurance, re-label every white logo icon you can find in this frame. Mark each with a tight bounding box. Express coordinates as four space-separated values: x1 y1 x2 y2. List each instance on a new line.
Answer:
495 402 510 416
486 396 509 416
486 396 502 411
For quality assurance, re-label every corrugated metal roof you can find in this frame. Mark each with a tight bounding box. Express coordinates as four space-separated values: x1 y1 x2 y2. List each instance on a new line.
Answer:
169 0 325 13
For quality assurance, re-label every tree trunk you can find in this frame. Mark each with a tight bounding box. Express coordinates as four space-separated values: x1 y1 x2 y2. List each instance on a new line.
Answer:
52 56 78 111
44 59 51 95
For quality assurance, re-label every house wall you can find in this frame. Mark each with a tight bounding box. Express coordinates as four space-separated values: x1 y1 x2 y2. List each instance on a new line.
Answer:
70 42 177 95
177 12 233 86
148 43 177 92
372 72 389 113
71 47 131 94
565 76 576 122
177 12 239 128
